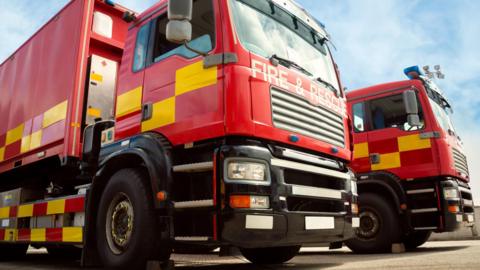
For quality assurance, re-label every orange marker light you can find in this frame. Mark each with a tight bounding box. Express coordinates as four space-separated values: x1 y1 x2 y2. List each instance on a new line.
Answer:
230 195 251 209
351 203 359 215
156 191 167 202
448 205 460 213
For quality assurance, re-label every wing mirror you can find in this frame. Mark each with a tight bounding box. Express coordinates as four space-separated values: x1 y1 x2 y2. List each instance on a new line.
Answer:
166 0 193 44
403 90 421 127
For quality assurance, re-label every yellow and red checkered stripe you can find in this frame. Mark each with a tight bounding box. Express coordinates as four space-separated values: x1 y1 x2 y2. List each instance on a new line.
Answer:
0 195 85 243
353 134 433 171
115 60 218 131
0 100 68 162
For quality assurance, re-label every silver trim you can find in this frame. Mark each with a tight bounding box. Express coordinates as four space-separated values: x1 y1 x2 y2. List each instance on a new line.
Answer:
271 158 349 180
458 186 471 194
174 236 209 242
281 148 340 169
414 227 437 230
463 199 473 206
292 185 342 199
406 188 435 195
174 199 214 209
173 162 213 173
411 208 438 214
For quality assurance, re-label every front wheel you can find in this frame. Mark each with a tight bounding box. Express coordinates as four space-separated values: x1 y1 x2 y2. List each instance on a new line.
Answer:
403 231 432 250
240 246 300 264
345 193 401 253
96 168 171 269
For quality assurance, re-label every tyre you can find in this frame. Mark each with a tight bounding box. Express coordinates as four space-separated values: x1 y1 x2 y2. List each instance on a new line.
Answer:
47 245 82 260
0 244 28 261
96 168 171 269
345 193 401 253
403 230 432 250
240 246 300 264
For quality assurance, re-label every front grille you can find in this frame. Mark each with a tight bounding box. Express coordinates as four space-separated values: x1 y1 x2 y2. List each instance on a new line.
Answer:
287 197 345 213
452 148 469 176
271 88 345 148
284 169 345 190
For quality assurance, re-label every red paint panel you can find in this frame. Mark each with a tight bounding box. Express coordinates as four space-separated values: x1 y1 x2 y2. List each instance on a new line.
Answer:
41 120 66 146
4 141 21 160
46 228 63 242
17 229 31 242
0 134 6 147
0 229 4 240
400 148 434 167
369 138 398 154
9 206 17 218
65 197 85 213
33 202 48 216
175 85 218 122
351 157 371 173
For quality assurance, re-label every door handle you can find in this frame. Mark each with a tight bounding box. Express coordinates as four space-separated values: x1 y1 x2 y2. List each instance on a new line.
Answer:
370 153 381 164
142 103 153 121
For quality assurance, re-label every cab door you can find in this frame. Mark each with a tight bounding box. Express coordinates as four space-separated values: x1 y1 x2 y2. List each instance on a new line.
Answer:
362 89 438 179
141 0 224 146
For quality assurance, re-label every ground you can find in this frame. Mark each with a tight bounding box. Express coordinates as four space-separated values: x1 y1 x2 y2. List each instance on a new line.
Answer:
1 241 479 269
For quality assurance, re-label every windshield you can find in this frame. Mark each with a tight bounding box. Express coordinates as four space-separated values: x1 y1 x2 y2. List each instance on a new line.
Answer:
229 0 340 91
428 96 456 133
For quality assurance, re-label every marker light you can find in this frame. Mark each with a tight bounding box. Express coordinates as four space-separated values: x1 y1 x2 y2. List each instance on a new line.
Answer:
403 66 422 80
443 187 460 200
230 195 270 209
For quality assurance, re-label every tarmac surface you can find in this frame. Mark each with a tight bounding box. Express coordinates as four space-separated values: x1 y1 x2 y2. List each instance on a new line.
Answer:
1 240 479 270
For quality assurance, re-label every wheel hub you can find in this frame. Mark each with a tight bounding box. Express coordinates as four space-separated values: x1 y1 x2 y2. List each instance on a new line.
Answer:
106 193 134 254
356 210 380 239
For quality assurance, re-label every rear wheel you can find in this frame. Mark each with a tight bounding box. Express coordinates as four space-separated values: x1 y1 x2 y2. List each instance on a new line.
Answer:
240 246 300 264
0 244 28 261
403 231 432 250
96 168 171 269
345 193 401 253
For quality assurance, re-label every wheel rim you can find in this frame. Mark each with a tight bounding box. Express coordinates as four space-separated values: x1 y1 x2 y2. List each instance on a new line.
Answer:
105 193 134 255
355 209 380 240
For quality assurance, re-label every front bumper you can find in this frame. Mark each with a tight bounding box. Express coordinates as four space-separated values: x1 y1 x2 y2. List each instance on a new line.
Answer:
441 180 475 231
218 143 357 248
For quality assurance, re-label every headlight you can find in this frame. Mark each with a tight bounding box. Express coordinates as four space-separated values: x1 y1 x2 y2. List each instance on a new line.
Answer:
443 187 460 199
348 170 358 195
227 161 267 181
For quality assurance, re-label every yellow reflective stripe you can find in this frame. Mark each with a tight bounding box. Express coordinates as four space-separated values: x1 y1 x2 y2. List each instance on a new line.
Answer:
353 143 369 159
371 152 401 171
175 60 217 96
30 130 43 150
43 100 68 128
21 135 31 153
47 199 65 215
116 86 142 118
398 134 431 152
62 227 83 243
90 73 103 83
31 228 46 242
141 97 176 132
4 229 17 241
6 123 25 145
17 204 34 218
0 207 10 219
0 147 5 162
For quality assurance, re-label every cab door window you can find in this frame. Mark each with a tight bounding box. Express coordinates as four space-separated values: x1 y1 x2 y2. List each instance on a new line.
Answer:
369 93 424 131
151 0 215 63
352 102 366 132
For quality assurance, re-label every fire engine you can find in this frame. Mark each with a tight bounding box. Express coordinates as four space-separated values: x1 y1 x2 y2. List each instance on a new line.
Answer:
345 66 474 253
0 0 357 267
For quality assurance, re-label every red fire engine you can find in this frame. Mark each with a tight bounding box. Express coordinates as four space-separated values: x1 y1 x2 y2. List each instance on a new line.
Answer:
0 0 357 267
345 66 474 253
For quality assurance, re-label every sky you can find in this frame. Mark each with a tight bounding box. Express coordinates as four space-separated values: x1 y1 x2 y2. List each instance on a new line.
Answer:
0 0 478 203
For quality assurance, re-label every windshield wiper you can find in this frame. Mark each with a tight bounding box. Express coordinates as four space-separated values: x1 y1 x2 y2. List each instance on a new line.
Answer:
315 76 339 97
269 54 313 77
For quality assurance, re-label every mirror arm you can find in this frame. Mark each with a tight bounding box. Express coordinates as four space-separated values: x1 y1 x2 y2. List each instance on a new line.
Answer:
184 41 208 57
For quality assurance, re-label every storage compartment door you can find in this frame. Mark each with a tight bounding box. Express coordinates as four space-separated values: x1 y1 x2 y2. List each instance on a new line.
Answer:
85 55 118 125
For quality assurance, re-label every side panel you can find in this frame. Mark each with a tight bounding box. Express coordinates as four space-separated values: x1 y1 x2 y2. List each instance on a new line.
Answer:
0 0 85 173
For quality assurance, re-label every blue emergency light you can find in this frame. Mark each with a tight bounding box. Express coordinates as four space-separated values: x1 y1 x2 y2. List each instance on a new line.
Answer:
105 0 115 6
404 66 422 79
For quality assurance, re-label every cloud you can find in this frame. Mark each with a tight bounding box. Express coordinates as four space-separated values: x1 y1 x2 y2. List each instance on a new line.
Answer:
298 0 480 203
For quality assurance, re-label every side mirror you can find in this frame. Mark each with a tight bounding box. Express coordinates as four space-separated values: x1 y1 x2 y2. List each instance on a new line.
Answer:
403 90 420 127
166 0 193 44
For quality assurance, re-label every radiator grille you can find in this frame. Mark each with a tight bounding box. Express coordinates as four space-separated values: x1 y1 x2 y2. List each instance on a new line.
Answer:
452 148 469 176
271 88 345 148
